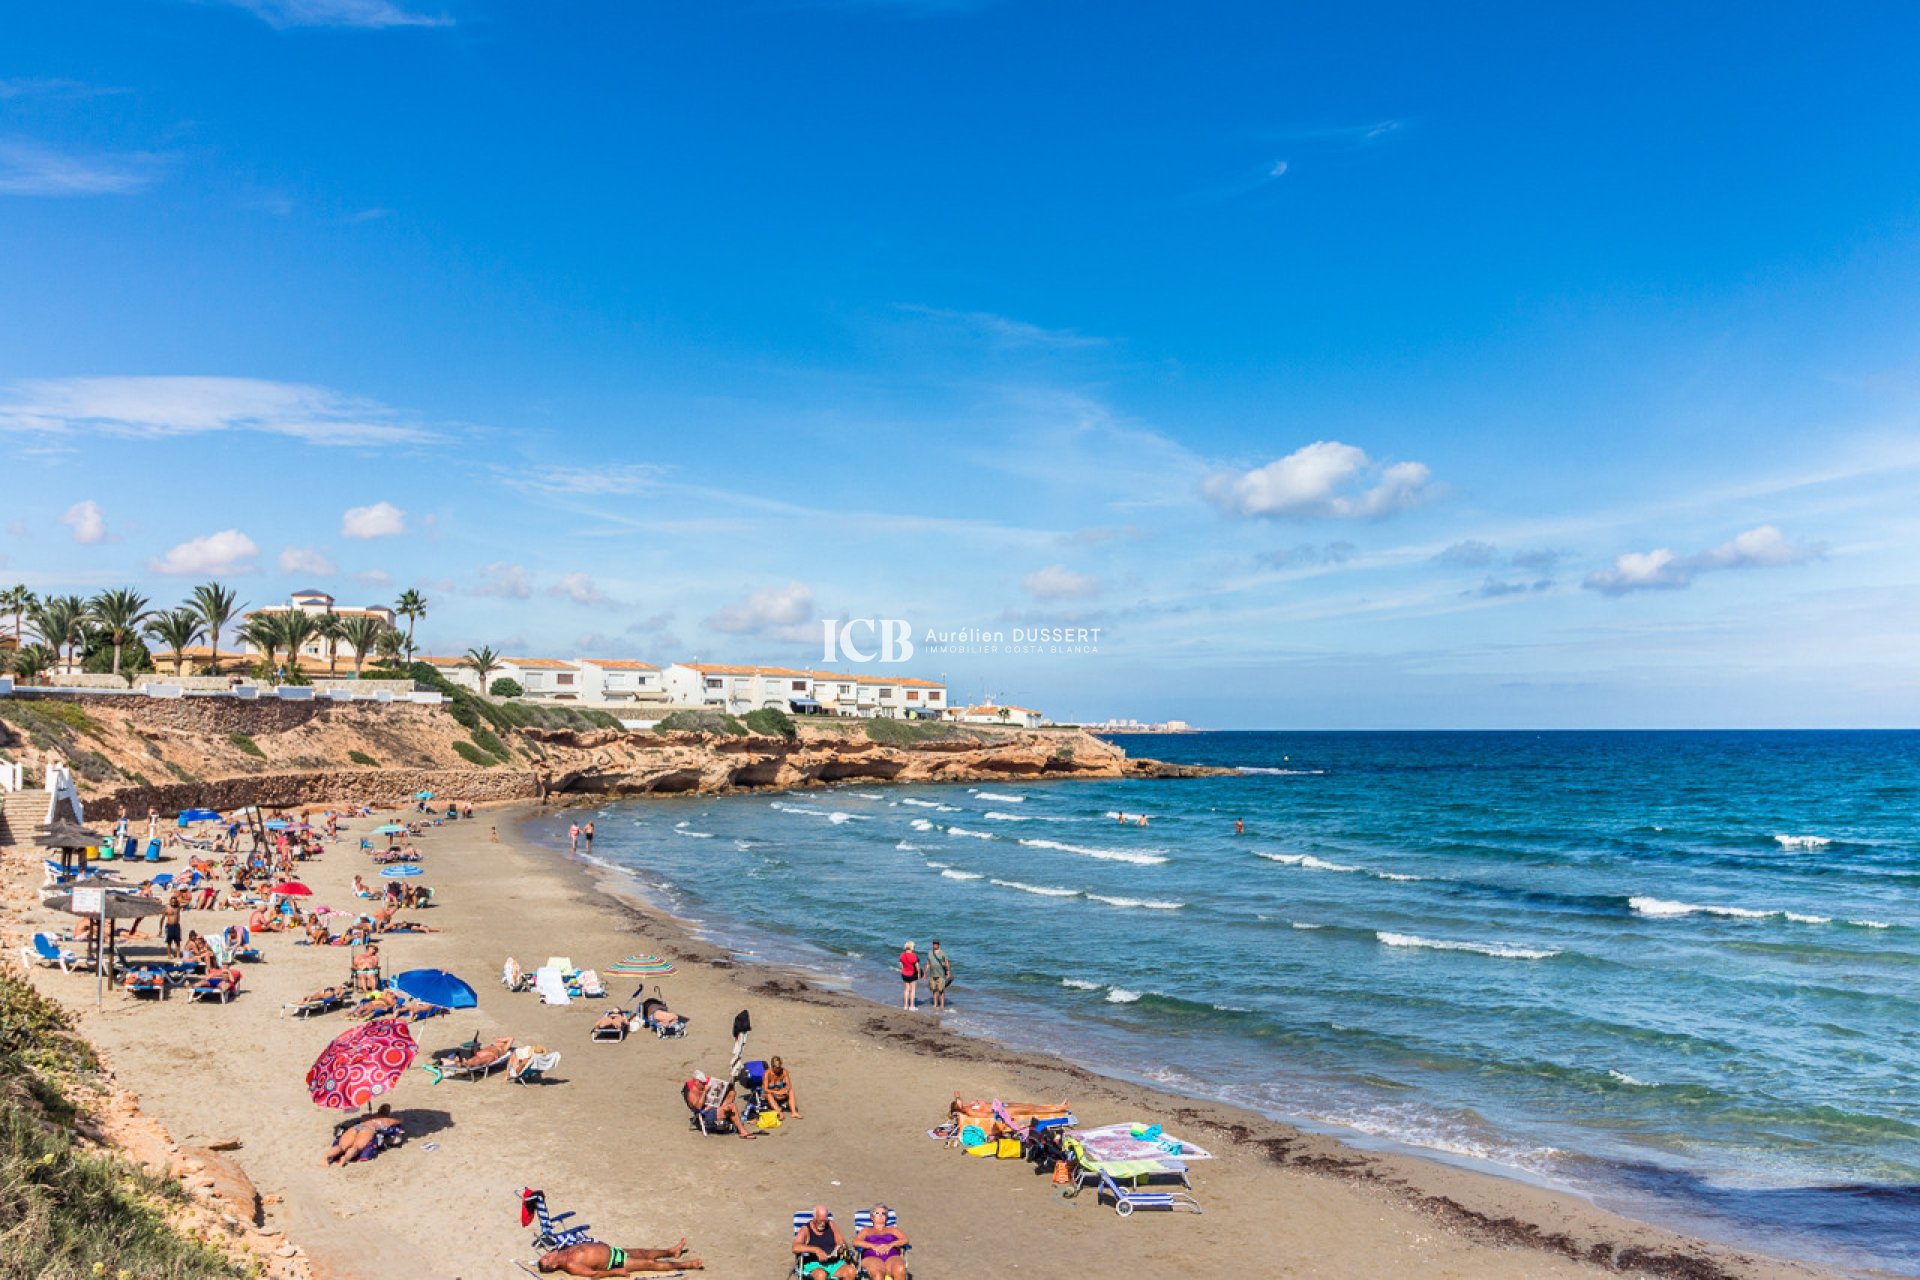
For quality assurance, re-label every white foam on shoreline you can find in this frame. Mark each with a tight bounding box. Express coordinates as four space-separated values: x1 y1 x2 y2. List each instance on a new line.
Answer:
1105 988 1142 1003
1018 837 1168 866
941 869 985 881
901 798 959 811
946 825 995 840
989 878 1078 898
983 811 1031 821
1773 834 1832 850
973 790 1026 803
909 818 934 832
1061 978 1101 990
1378 931 1559 960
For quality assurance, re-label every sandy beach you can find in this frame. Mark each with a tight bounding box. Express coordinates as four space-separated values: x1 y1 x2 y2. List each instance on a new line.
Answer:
10 803 1834 1280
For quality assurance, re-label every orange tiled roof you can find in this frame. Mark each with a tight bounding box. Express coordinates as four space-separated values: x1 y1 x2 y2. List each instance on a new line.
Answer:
505 657 578 671
577 658 657 670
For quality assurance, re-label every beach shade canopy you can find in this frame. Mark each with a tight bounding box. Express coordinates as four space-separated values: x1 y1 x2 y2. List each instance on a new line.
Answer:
414 791 434 800
379 865 424 879
606 954 677 977
307 1018 417 1110
177 808 221 824
34 822 109 849
44 889 165 920
390 968 477 1010
374 823 407 835
270 881 313 897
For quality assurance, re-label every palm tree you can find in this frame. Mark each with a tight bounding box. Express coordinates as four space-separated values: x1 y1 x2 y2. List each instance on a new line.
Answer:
189 582 244 676
373 625 403 666
314 610 346 677
31 595 86 673
9 642 54 684
238 614 283 676
463 645 503 697
0 584 36 650
338 615 385 677
87 587 153 679
143 609 206 676
394 589 427 663
277 610 319 678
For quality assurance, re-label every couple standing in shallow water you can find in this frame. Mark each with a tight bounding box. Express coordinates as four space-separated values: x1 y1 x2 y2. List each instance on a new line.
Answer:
899 940 952 1011
567 821 596 854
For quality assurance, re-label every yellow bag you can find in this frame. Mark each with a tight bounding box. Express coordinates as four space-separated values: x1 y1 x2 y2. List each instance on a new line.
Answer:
757 1110 782 1130
996 1138 1022 1159
966 1142 998 1158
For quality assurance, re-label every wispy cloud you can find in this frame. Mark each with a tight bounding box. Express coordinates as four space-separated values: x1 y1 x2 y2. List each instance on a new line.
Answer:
278 545 337 576
214 0 452 29
705 582 816 638
469 561 532 599
0 138 166 196
0 376 445 446
502 463 671 496
1205 441 1437 521
546 572 615 607
0 78 128 100
1584 525 1827 596
1020 564 1102 601
897 304 1108 351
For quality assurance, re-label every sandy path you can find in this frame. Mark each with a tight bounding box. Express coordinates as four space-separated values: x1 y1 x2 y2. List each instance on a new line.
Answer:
13 806 1829 1280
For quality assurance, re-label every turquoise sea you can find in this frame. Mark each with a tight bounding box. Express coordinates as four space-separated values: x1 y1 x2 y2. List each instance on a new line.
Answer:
522 731 1920 1274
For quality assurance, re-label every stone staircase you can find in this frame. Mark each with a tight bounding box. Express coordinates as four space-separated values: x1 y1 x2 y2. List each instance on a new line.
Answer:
0 788 51 847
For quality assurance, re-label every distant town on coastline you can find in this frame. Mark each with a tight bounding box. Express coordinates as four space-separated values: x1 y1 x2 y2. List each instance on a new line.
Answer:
0 585 1115 730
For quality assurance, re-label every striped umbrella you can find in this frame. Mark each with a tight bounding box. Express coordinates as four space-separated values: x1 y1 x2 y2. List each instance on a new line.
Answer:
606 954 677 976
306 1018 416 1110
380 865 424 878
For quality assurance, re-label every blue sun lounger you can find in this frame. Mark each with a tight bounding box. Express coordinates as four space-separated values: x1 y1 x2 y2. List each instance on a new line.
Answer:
1095 1168 1202 1216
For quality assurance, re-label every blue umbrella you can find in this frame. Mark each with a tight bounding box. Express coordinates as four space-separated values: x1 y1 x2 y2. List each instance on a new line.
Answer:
380 865 424 878
414 791 434 800
389 968 477 1010
374 823 407 835
264 819 289 830
178 808 221 825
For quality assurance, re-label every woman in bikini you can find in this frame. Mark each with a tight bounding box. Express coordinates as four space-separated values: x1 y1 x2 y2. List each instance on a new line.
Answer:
852 1205 909 1280
764 1056 802 1119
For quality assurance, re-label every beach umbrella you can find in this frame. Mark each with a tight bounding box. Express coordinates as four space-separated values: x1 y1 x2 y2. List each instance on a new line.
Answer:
178 808 221 824
374 823 407 835
390 968 477 1010
270 881 313 897
264 818 290 830
306 1019 417 1111
380 865 424 879
606 954 677 977
44 889 164 920
414 791 434 800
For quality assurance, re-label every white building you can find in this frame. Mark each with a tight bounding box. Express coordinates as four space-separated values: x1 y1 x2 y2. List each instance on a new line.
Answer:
659 664 948 719
423 655 665 704
240 591 397 667
950 703 1045 729
574 658 666 704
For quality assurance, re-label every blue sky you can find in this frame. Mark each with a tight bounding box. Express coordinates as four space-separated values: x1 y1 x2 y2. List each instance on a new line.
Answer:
3 1 1919 727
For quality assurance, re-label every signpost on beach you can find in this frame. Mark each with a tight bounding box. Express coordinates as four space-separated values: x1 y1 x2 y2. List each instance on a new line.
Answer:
72 886 106 1006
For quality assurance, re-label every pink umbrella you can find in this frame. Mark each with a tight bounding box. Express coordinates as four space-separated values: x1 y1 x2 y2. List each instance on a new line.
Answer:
306 1018 417 1110
271 881 312 896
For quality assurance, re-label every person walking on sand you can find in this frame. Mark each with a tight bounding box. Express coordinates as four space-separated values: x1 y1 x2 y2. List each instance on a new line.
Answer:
490 825 499 842
569 822 581 853
899 940 920 1010
584 821 595 853
927 939 953 1012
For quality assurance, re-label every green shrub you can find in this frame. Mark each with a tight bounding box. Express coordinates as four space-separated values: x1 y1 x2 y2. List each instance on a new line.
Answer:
452 740 495 767
655 709 746 736
490 677 524 698
348 750 379 766
227 732 265 759
742 707 797 739
470 725 512 762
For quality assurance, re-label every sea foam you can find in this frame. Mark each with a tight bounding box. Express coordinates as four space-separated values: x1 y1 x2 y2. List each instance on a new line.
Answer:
1086 894 1185 910
990 878 1079 898
1018 837 1168 866
1773 834 1833 850
1378 931 1559 960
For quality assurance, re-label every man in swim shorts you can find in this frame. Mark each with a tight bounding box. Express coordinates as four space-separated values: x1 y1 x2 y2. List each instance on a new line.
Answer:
533 1238 702 1274
791 1205 850 1278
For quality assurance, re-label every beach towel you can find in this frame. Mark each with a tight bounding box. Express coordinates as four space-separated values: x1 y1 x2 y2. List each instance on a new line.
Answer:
534 966 571 1005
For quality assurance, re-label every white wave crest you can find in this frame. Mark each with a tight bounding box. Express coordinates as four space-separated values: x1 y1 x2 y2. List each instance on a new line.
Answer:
1773 834 1832 850
1017 837 1168 866
989 878 1079 898
1850 919 1892 929
974 790 1025 802
1086 894 1185 910
909 819 934 832
1105 988 1142 1003
672 828 715 839
983 811 1031 822
901 798 959 811
924 859 949 868
1061 978 1101 990
1378 931 1559 960
1608 1069 1655 1087
895 841 918 852
1375 871 1425 882
1290 922 1322 930
828 812 858 824
852 791 883 799
1629 896 1832 923
947 825 995 840
1234 766 1325 775
941 869 985 881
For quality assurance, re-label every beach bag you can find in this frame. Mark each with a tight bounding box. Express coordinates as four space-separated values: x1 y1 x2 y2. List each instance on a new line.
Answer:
966 1142 998 1158
1051 1160 1072 1185
756 1109 782 1130
996 1138 1022 1159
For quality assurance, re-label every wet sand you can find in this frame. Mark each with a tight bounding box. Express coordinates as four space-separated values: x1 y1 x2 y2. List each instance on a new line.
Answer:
12 805 1833 1279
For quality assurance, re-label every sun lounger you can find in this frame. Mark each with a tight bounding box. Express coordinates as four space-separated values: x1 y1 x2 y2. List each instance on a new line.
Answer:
520 1188 593 1252
439 1047 513 1082
282 991 348 1018
591 1010 632 1042
1093 1168 1201 1216
787 1209 847 1279
28 933 78 972
576 968 606 998
509 1050 560 1085
124 970 166 1000
189 969 243 1003
534 966 571 1006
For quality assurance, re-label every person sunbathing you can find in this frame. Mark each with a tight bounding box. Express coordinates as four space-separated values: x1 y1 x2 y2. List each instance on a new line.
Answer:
443 1035 515 1072
381 917 438 934
351 943 382 991
681 1073 755 1139
535 1239 703 1275
351 875 375 898
506 1044 551 1082
764 1056 802 1119
791 1205 851 1278
322 1104 403 1167
639 996 682 1030
305 920 334 946
247 905 284 933
196 967 242 994
348 989 402 1018
592 1007 634 1036
297 984 348 1006
851 1206 909 1280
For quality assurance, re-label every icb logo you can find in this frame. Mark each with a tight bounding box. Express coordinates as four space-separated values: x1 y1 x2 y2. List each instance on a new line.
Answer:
821 619 914 664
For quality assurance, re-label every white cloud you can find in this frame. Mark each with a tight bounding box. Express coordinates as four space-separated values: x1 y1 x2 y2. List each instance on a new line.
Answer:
547 572 614 607
1269 160 1289 178
1021 564 1103 600
340 501 408 539
0 376 442 446
0 139 164 196
1205 440 1435 520
148 529 259 576
60 499 110 545
706 582 815 636
217 0 451 28
356 569 393 586
1584 525 1827 596
277 545 337 576
897 305 1107 350
505 463 669 496
1435 539 1497 567
470 561 532 599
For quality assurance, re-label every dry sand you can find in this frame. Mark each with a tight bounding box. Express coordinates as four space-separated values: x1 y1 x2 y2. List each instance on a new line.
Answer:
12 805 1835 1280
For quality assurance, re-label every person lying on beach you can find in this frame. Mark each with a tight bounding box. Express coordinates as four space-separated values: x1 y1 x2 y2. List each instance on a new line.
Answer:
381 917 438 934
534 1239 703 1275
851 1206 908 1280
791 1206 851 1278
764 1056 801 1119
592 1008 634 1036
322 1104 403 1167
639 995 681 1029
348 990 403 1018
298 984 349 1006
443 1036 515 1072
681 1073 755 1138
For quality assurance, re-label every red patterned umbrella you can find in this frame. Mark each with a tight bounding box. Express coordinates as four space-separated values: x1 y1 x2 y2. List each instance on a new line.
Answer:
306 1018 416 1110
